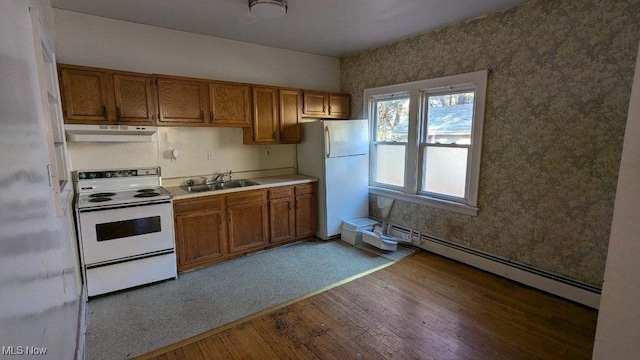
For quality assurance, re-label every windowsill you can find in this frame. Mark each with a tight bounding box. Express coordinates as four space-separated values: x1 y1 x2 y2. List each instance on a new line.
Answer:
369 186 478 216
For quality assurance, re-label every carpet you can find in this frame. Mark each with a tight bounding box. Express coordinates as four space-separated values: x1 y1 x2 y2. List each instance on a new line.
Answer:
84 240 393 359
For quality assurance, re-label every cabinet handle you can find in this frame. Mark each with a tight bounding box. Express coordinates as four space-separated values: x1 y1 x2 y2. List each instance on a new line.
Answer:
210 111 215 121
102 105 107 118
116 107 121 121
328 105 332 114
272 131 276 140
200 110 204 121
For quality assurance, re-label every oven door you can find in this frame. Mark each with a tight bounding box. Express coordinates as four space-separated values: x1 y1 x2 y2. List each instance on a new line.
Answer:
78 201 174 265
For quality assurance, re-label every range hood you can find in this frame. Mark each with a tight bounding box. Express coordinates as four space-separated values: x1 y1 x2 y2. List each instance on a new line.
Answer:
64 124 158 142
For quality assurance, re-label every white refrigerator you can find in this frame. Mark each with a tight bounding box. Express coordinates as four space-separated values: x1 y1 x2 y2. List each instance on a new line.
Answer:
297 119 369 240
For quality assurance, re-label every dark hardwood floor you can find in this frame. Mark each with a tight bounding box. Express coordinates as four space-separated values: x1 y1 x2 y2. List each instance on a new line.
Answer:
140 250 598 359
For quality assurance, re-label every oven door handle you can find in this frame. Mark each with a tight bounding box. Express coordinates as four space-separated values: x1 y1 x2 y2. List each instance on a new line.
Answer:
79 200 172 213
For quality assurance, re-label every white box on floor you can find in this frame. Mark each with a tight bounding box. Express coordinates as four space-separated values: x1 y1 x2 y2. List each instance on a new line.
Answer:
360 230 399 251
341 218 380 245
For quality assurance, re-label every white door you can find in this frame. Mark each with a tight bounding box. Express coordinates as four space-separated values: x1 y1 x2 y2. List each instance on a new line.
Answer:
325 120 369 158
324 154 369 237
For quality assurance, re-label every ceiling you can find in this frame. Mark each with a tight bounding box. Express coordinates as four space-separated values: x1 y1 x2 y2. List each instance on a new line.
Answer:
50 0 528 57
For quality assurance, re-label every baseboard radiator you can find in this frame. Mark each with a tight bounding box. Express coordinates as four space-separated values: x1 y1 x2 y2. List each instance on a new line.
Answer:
384 223 601 309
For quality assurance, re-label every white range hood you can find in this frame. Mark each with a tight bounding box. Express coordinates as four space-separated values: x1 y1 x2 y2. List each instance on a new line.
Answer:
64 124 158 142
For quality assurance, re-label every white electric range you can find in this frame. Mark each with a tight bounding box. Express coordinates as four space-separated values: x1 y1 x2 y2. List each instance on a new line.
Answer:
74 167 177 298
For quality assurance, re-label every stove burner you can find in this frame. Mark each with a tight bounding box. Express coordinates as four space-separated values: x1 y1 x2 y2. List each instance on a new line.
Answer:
137 188 157 193
90 192 116 197
134 192 160 198
89 197 112 203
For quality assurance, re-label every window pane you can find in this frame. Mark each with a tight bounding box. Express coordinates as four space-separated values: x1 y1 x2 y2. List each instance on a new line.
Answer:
374 144 405 187
375 97 410 142
422 146 468 198
426 92 474 145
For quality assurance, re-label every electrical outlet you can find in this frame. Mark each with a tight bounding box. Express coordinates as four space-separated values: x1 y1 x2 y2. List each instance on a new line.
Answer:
207 150 214 160
265 148 271 158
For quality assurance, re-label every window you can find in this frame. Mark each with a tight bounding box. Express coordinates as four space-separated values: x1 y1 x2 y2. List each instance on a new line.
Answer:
364 71 487 216
371 95 410 188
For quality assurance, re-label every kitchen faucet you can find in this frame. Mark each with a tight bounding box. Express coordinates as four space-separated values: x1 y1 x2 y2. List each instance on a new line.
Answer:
213 170 233 183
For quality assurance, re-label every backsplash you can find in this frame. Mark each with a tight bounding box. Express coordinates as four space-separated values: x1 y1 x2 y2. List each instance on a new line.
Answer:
343 0 640 286
67 127 296 180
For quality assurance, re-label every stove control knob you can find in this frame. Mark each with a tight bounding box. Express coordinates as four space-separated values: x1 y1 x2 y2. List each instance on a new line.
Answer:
78 172 86 179
88 173 96 179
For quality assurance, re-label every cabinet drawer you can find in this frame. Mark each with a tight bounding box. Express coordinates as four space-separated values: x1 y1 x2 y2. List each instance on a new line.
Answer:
295 183 316 195
268 186 294 199
174 195 223 215
226 190 267 206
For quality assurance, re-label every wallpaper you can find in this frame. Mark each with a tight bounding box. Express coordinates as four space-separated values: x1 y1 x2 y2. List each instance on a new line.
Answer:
341 0 640 286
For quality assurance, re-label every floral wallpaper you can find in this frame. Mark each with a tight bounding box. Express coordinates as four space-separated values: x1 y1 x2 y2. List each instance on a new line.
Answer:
341 0 640 286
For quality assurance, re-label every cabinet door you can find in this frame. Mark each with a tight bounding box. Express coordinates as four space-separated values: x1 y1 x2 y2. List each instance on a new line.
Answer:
59 67 113 124
209 83 251 127
295 191 317 238
269 197 295 244
113 74 155 125
251 87 279 143
302 91 327 117
279 89 302 143
156 77 208 125
175 209 227 272
328 94 350 119
228 201 269 253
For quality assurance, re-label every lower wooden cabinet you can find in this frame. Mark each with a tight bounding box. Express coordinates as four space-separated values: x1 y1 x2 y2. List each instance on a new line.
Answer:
227 190 269 253
174 183 317 272
174 195 227 272
268 187 296 244
294 184 317 238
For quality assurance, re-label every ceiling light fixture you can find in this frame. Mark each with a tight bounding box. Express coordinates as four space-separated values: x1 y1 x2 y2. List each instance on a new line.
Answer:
248 0 288 19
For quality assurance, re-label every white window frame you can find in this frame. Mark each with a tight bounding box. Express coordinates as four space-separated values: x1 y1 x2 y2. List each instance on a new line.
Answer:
364 70 488 216
370 92 410 190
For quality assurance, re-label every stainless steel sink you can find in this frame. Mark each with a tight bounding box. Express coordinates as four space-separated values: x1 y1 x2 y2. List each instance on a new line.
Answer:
220 179 259 188
181 183 224 192
181 179 259 193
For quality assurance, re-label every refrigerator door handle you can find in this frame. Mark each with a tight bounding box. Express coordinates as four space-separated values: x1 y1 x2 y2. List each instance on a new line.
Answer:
325 126 331 158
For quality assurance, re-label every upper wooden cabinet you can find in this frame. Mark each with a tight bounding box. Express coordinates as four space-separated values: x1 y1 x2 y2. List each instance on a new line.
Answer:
59 64 155 125
245 87 279 144
208 82 251 127
301 92 327 117
59 66 113 124
302 91 350 119
279 89 302 143
328 93 350 118
113 74 155 124
156 76 208 126
58 63 346 129
243 87 302 144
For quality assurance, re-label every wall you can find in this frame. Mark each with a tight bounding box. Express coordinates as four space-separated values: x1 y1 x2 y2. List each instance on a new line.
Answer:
53 9 340 177
592 40 640 360
341 0 640 286
0 1 81 358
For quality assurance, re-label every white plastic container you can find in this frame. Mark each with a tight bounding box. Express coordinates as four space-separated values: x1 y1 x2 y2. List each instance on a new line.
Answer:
360 230 399 251
341 218 380 245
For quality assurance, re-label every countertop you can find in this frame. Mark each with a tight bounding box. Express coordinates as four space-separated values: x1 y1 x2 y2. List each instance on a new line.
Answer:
166 174 318 200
